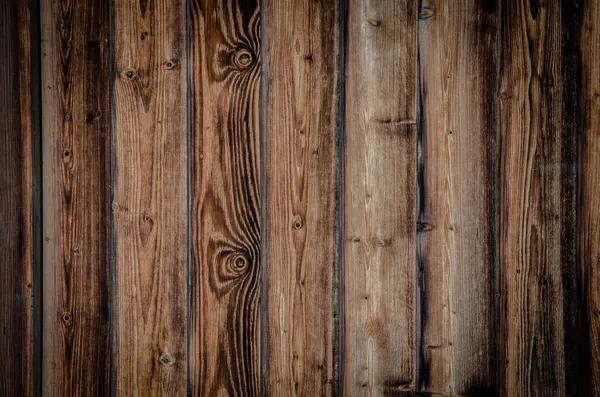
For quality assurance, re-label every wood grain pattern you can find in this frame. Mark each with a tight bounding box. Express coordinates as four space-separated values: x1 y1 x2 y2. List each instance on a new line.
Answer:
263 0 340 395
188 0 261 395
112 0 187 394
40 0 110 394
0 1 34 395
498 0 580 395
417 1 497 395
582 0 600 394
344 0 418 394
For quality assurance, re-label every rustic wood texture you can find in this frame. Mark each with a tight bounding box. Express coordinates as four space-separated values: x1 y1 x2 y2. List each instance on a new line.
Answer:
188 0 261 395
112 0 187 394
417 0 497 395
40 0 110 395
344 0 418 394
0 1 34 396
263 0 340 395
498 0 580 396
582 0 600 394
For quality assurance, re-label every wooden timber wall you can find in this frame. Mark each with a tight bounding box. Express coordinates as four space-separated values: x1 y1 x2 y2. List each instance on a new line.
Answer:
1 0 600 396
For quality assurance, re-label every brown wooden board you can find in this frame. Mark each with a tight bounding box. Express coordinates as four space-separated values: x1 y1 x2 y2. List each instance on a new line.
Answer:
498 0 581 396
188 0 261 395
112 0 188 394
343 0 418 394
40 0 110 394
0 1 36 396
263 0 340 395
417 0 498 395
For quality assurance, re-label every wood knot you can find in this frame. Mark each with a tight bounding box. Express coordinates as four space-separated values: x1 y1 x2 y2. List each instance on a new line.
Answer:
417 221 434 232
164 58 177 70
366 19 381 26
62 148 71 158
419 6 434 19
141 31 149 41
122 68 136 80
304 54 313 63
87 110 102 123
232 47 254 70
63 114 72 122
158 353 174 366
62 311 73 327
370 237 391 247
292 214 304 230
111 202 119 212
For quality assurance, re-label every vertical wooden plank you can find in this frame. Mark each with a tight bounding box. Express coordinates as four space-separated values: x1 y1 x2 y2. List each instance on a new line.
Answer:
344 0 418 394
498 0 580 396
582 0 600 394
0 1 34 395
113 0 187 394
263 0 339 395
417 0 497 395
41 0 110 394
188 0 261 395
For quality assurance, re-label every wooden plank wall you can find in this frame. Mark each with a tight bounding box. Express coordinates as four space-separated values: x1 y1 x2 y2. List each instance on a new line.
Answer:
3 0 600 396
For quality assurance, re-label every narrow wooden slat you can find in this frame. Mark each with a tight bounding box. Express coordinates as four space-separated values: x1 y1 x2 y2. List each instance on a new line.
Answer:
0 1 34 395
582 0 600 394
344 0 418 394
263 0 340 395
188 1 261 395
40 0 110 394
498 1 580 395
112 0 188 394
417 0 497 395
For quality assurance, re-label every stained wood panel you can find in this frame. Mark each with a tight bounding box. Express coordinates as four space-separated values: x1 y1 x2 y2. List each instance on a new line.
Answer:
0 1 35 396
112 0 187 394
498 1 580 396
417 0 497 395
188 0 261 395
344 0 418 394
263 0 340 395
40 0 110 395
582 0 600 394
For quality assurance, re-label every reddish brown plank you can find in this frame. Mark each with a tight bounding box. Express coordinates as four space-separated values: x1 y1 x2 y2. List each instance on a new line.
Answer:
263 0 340 395
40 0 110 395
188 0 261 395
417 0 497 394
112 0 188 394
498 1 580 396
0 1 35 396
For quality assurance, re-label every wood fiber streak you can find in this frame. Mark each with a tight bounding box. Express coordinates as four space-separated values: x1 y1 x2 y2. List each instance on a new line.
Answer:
263 0 339 395
582 0 600 394
113 0 187 394
0 1 33 396
417 0 497 395
344 0 418 395
188 0 261 395
498 1 580 396
41 0 110 395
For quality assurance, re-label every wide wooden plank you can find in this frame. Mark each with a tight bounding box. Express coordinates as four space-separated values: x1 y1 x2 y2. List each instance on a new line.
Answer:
0 1 35 395
417 1 497 395
188 0 261 395
112 0 187 394
582 0 600 394
263 0 340 395
498 1 580 396
344 0 418 394
40 0 110 395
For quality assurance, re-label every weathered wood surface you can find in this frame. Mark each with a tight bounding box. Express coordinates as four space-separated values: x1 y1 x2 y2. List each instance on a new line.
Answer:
582 0 600 395
498 0 581 396
5 0 600 395
418 0 497 395
188 0 261 395
0 1 35 396
263 0 340 395
344 0 418 394
112 0 188 394
40 0 110 395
